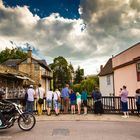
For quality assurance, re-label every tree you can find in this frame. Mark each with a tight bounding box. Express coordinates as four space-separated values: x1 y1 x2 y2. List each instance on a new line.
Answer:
74 66 84 84
49 56 74 90
72 75 99 95
0 47 27 63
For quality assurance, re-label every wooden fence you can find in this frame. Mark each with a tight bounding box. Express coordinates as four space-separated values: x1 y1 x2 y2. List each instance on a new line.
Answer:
7 96 138 114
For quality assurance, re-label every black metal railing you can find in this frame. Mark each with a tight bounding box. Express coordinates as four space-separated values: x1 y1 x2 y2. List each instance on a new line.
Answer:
7 96 138 114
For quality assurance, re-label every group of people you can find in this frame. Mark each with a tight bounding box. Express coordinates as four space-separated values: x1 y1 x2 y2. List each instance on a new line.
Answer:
1 83 140 127
25 83 104 116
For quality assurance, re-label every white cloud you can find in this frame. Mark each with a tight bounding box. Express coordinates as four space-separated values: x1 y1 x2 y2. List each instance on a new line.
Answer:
0 0 140 75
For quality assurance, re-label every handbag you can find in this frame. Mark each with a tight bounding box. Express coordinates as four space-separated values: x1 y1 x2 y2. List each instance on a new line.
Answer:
56 92 61 102
38 98 44 104
38 88 44 104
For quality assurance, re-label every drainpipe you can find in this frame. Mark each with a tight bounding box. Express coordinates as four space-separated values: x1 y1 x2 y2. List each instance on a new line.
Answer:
112 55 115 96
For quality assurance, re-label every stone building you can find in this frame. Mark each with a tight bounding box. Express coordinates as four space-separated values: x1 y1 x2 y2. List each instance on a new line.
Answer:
2 48 53 96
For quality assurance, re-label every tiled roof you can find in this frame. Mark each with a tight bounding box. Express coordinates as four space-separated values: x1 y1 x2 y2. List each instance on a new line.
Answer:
2 57 51 72
98 58 113 76
1 59 21 67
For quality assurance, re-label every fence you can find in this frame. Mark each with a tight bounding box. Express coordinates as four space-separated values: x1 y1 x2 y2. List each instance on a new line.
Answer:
7 96 138 114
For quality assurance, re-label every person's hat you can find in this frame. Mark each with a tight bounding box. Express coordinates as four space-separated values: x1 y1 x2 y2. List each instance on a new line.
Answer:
29 85 33 88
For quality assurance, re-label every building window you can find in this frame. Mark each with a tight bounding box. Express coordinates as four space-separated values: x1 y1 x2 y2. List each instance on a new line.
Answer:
106 75 111 85
136 62 140 81
34 64 39 71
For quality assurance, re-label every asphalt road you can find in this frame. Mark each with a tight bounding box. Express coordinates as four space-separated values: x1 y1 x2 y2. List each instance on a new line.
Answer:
0 120 140 140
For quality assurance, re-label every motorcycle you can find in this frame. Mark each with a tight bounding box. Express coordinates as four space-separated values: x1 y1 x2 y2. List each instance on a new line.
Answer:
0 100 36 131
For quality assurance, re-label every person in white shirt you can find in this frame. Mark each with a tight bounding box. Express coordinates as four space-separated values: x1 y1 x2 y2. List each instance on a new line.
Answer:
26 85 35 113
46 89 53 115
56 89 61 114
53 89 61 115
35 84 45 115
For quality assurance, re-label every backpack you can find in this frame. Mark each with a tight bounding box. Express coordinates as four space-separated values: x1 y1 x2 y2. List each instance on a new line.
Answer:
24 92 28 101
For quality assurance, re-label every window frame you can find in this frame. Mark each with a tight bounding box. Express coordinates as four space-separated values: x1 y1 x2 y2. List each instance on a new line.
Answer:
106 75 111 85
136 62 140 81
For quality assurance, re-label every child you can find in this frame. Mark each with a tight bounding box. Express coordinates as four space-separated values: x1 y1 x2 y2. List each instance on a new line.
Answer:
76 92 81 115
69 90 76 114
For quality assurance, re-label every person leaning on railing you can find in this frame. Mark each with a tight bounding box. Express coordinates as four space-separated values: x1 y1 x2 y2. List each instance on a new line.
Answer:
135 88 140 116
81 88 88 115
46 88 53 116
25 85 35 113
92 87 103 115
61 84 70 114
120 85 129 118
35 84 45 116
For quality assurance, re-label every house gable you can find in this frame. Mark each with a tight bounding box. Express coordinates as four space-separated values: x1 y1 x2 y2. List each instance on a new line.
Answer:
112 42 140 69
99 58 113 76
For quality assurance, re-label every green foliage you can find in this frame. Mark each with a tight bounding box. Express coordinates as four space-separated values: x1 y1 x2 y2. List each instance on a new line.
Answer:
74 66 84 84
72 84 82 93
49 56 74 89
72 75 99 95
0 47 27 63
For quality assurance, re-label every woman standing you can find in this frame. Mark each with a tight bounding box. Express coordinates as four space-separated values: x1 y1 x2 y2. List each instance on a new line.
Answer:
53 89 61 116
46 89 53 116
120 85 129 118
35 84 45 115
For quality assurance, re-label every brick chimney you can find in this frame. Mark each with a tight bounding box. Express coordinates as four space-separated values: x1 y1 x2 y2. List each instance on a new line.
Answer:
100 65 103 71
27 47 32 63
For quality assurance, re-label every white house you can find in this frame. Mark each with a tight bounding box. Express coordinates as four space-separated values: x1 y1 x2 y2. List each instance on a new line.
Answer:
99 58 114 96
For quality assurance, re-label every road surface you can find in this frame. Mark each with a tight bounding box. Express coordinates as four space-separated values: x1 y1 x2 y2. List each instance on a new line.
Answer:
0 120 140 140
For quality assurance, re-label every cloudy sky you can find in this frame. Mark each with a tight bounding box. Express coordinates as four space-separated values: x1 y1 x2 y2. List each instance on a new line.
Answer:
0 0 140 75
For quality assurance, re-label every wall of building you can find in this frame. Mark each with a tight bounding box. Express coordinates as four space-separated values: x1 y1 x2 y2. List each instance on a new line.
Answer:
112 43 140 68
99 74 114 96
18 62 41 85
114 63 140 96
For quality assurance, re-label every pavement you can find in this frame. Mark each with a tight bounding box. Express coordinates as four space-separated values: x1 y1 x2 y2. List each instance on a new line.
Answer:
35 114 140 122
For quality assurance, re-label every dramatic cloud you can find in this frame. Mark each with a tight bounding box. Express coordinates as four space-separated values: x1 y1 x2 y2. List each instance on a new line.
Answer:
0 0 140 75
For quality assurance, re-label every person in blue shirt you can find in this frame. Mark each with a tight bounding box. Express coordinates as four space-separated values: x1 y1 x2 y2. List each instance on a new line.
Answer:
61 84 70 114
92 87 103 115
69 89 76 114
81 89 88 115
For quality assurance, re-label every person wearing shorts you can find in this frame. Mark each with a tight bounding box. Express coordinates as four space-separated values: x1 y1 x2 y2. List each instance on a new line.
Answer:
69 90 76 114
76 92 81 115
55 89 61 114
53 91 60 115
46 89 53 116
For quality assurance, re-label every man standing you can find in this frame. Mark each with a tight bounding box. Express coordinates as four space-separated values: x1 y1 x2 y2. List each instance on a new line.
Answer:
81 88 88 115
61 84 69 114
26 85 35 113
